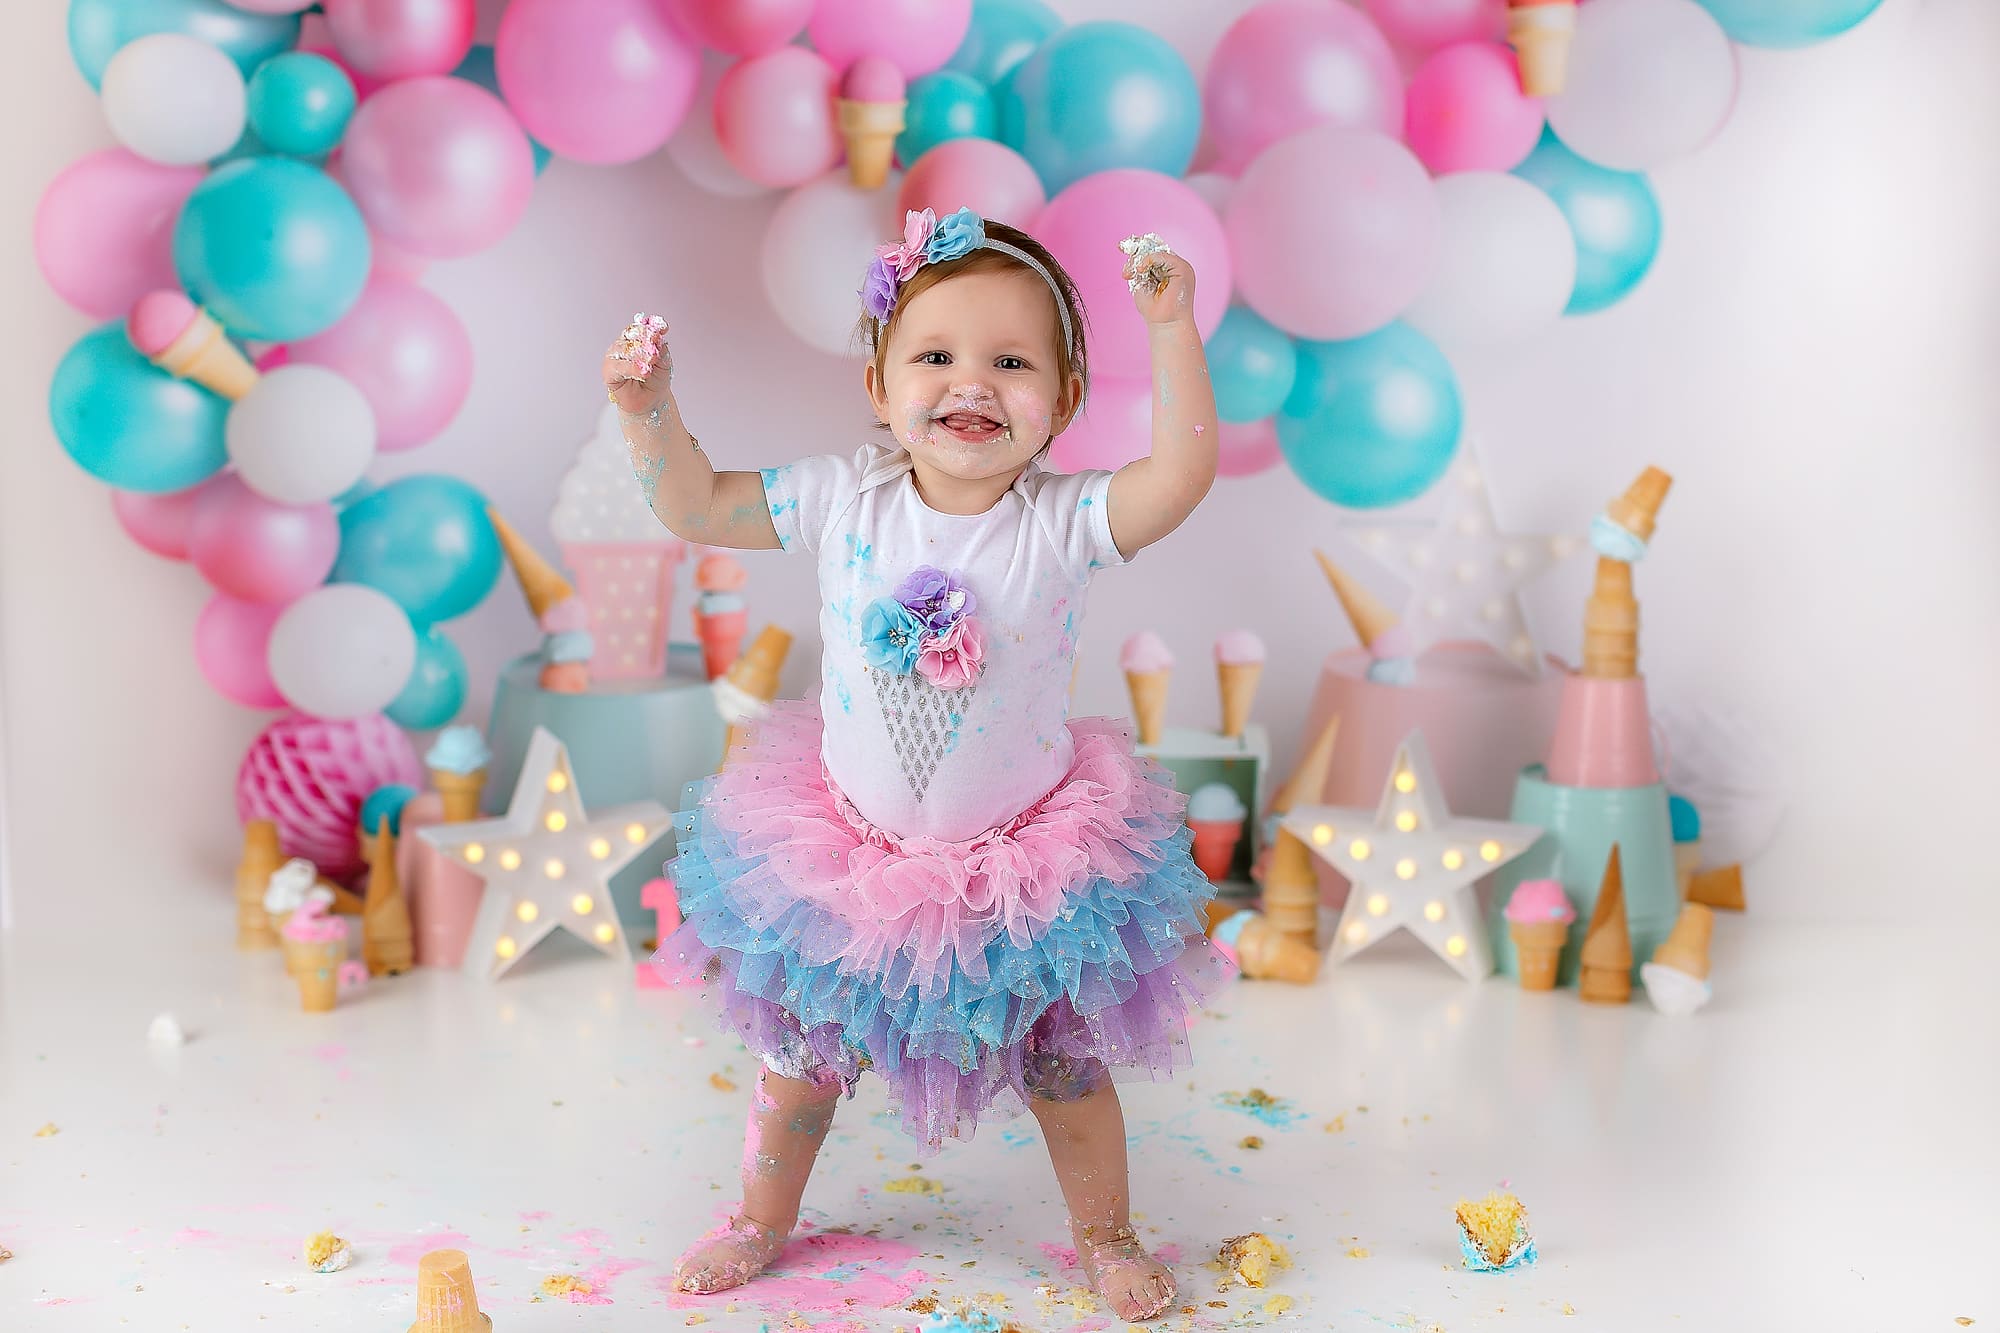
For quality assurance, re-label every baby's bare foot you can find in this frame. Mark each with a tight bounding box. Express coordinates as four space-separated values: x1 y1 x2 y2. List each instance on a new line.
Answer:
1075 1221 1177 1322
671 1214 789 1294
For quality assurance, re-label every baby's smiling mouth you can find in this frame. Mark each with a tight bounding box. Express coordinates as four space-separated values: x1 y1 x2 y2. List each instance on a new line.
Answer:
933 410 1007 441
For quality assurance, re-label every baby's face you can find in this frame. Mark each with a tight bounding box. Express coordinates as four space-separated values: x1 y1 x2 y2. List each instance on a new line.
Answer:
866 267 1081 485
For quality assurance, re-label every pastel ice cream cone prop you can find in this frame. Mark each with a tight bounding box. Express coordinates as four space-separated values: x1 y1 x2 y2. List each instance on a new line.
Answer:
698 606 750 679
407 1248 493 1332
1187 782 1248 881
1687 863 1746 911
1213 630 1266 739
235 819 284 950
1271 714 1341 816
430 770 484 822
361 820 414 977
1314 550 1398 652
1581 557 1639 679
426 726 491 823
1120 631 1174 746
716 625 792 762
1605 467 1673 548
1507 0 1577 97
282 900 349 1014
838 56 908 190
1650 903 1713 979
1259 831 1322 944
1578 844 1633 1004
127 290 257 400
487 508 575 620
1503 879 1575 991
1212 908 1320 985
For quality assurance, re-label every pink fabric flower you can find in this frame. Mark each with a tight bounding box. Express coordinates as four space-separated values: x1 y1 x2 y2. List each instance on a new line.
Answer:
876 208 938 281
916 615 984 690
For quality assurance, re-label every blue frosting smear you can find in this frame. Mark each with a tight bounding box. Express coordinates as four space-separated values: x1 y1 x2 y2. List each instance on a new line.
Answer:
1590 514 1648 561
425 724 490 774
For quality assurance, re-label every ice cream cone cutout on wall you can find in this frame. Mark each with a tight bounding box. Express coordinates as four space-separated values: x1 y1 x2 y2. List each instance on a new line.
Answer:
407 1248 492 1331
1261 714 1341 946
1578 845 1633 1004
235 819 284 950
361 817 414 977
1507 0 1577 96
487 507 576 620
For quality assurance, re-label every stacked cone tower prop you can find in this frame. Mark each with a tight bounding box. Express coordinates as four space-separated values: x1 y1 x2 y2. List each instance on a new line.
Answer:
235 820 284 950
361 817 414 977
1578 845 1633 1004
1224 912 1322 984
1260 715 1342 947
1315 550 1398 652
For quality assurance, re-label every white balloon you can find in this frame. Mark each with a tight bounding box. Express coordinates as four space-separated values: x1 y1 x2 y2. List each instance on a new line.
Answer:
268 584 416 720
1545 0 1737 171
667 52 774 200
226 365 377 505
1403 173 1577 349
762 168 903 357
100 34 248 167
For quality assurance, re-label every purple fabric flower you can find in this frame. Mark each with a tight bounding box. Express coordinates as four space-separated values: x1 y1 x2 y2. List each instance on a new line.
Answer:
894 566 977 634
860 256 898 322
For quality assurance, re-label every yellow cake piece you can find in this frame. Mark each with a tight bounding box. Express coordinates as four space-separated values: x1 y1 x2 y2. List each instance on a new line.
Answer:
1455 1190 1528 1266
540 1273 592 1299
303 1231 351 1272
1218 1232 1292 1287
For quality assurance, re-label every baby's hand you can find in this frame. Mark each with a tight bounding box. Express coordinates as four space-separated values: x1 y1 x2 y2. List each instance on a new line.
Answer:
1121 238 1196 326
603 313 673 417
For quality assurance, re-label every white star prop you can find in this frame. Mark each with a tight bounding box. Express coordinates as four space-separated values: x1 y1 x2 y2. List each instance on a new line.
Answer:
1345 445 1580 675
419 727 674 981
1280 730 1542 983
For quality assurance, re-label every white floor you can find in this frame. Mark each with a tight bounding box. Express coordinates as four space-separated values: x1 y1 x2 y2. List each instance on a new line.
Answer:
1 906 1992 1332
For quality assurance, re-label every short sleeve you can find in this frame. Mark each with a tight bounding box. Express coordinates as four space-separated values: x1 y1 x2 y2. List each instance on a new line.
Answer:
1028 467 1128 581
760 451 862 556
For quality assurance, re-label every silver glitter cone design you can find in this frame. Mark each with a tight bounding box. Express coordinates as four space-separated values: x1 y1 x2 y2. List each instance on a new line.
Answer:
866 665 978 803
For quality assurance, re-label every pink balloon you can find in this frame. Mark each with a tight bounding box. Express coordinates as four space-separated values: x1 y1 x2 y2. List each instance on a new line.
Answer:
807 0 971 79
1048 374 1152 474
224 0 318 12
340 77 536 259
284 274 472 452
299 42 384 101
196 594 288 708
1204 1 1404 176
189 475 341 604
1406 42 1545 174
369 230 431 280
665 0 812 56
496 0 700 165
323 0 473 80
715 47 842 189
1226 127 1441 340
1364 0 1505 52
1034 170 1231 381
112 479 217 560
34 150 204 320
899 139 1045 229
1214 418 1282 479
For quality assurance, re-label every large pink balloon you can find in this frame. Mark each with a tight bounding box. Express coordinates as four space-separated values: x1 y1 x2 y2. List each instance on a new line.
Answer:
1204 1 1403 176
1214 418 1281 479
284 275 472 452
496 0 700 165
340 77 535 260
808 0 971 79
112 479 218 560
195 593 288 708
224 0 319 12
323 0 473 80
665 0 812 56
716 47 842 188
35 150 204 320
1363 0 1505 52
1048 373 1151 474
899 139 1045 229
1226 127 1441 340
1405 41 1546 174
189 475 341 604
1034 169 1231 381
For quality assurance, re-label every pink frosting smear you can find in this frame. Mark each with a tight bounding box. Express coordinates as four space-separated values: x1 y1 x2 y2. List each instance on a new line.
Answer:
538 596 593 634
1369 624 1417 661
1213 629 1266 665
1120 630 1174 673
127 290 198 357
696 552 748 593
842 54 906 102
282 900 350 944
1504 878 1575 925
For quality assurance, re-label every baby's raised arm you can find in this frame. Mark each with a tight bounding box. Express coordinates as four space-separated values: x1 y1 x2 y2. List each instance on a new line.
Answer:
603 316 780 551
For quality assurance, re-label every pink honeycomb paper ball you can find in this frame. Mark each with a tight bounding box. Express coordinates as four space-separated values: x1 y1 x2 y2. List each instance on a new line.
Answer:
236 712 423 878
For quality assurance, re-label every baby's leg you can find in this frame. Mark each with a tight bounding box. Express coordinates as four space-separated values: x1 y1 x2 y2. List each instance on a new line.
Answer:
1024 1053 1178 1322
671 1064 843 1294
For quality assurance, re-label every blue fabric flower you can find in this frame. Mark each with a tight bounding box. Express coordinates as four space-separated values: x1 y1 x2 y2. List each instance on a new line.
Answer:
926 208 985 264
860 255 899 322
860 596 927 674
894 566 977 635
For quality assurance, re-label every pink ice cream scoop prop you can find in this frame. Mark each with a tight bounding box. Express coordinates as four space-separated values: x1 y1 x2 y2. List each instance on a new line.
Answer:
1504 879 1575 991
838 56 907 191
127 290 259 400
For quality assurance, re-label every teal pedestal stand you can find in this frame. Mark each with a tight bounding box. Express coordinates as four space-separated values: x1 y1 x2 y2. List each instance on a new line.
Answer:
485 643 726 930
1485 764 1677 986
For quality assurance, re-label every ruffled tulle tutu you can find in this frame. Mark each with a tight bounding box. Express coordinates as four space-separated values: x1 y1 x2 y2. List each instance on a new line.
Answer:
652 699 1233 1151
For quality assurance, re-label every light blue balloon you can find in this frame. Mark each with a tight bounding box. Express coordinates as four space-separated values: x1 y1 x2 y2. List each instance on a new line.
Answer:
1208 307 1297 424
1278 323 1462 510
996 21 1200 195
360 783 418 837
68 0 300 91
332 477 376 511
332 476 503 625
1513 127 1661 316
947 0 1062 87
49 323 229 493
247 53 356 158
386 627 468 731
1694 0 1884 47
454 45 552 175
173 158 372 343
898 72 997 169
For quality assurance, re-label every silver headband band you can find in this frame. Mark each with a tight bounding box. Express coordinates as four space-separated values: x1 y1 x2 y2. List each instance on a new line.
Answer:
979 238 1075 358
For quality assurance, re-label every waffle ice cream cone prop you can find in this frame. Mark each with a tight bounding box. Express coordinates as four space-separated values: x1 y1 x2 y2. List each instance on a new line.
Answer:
1124 669 1169 745
1674 841 1702 900
1214 909 1321 984
1605 467 1673 547
1688 863 1745 911
361 821 414 977
1507 0 1577 96
1578 845 1633 1003
236 820 284 950
282 899 349 1013
487 508 575 620
1651 902 1713 979
1314 550 1398 652
1581 557 1639 679
431 769 485 823
1272 714 1341 816
1511 920 1568 990
838 56 908 190
127 291 258 400
1213 629 1267 740
1260 832 1322 944
718 625 792 759
407 1248 493 1332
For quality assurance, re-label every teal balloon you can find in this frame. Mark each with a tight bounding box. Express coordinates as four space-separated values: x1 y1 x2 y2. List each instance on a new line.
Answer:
173 158 372 342
996 21 1199 194
1513 127 1661 316
454 45 552 175
49 323 228 493
247 53 357 158
332 477 376 510
210 124 270 168
1277 323 1461 510
386 627 468 731
332 476 503 625
1668 793 1702 844
947 0 1062 87
1695 0 1883 46
898 73 997 168
360 784 418 837
1208 307 1297 424
68 0 300 91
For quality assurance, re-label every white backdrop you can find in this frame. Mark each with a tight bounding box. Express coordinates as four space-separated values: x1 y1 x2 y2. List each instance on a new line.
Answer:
3 0 1996 942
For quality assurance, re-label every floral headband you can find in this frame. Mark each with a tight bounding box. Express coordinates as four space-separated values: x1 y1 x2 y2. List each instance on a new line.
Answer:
860 207 1075 355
